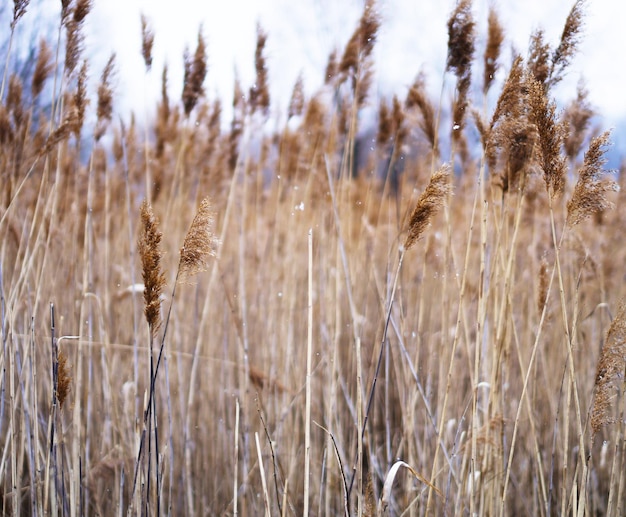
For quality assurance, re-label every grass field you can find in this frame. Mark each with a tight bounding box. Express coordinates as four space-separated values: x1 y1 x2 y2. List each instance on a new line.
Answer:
1 0 625 515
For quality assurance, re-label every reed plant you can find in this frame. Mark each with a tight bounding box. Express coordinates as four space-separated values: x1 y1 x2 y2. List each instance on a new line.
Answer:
0 0 623 515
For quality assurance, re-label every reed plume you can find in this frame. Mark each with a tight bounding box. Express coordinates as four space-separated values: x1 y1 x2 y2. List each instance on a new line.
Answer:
179 196 218 280
404 165 452 250
338 0 379 105
591 300 626 437
406 73 437 153
63 0 92 78
376 98 391 148
95 54 115 141
563 82 594 162
140 13 154 71
57 350 72 409
31 39 53 99
40 112 74 156
182 28 207 117
550 0 585 87
527 29 550 87
249 24 270 116
446 0 475 77
484 56 529 183
483 7 504 94
488 56 523 134
11 0 29 29
324 49 338 84
138 200 166 341
338 0 379 77
526 73 566 198
287 75 305 120
73 0 92 24
155 65 170 160
447 0 475 140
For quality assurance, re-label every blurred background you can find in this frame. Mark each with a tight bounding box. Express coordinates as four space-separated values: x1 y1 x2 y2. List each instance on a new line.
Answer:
3 0 624 164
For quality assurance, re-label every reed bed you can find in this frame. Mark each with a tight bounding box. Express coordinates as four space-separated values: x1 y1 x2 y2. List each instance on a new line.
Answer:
1 0 625 515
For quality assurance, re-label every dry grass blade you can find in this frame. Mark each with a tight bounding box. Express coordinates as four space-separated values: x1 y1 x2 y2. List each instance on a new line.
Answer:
404 165 452 250
179 197 218 280
567 130 618 226
591 300 626 438
138 200 166 340
378 460 441 516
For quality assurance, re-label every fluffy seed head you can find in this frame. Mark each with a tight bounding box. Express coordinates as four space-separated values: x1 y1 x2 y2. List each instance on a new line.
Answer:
526 73 566 198
404 166 452 250
567 131 618 226
141 14 155 71
138 200 166 340
57 350 72 409
446 0 475 79
249 24 270 116
483 7 504 94
591 299 626 437
182 28 208 117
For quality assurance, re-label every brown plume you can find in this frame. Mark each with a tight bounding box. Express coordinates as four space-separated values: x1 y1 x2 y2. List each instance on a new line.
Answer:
179 197 219 280
404 166 452 250
141 14 155 71
483 7 504 94
182 28 207 117
567 131 618 226
138 200 166 341
249 24 270 116
526 73 566 198
591 299 626 437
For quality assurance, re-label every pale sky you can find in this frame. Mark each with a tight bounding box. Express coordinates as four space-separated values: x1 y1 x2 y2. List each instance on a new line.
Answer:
9 1 626 157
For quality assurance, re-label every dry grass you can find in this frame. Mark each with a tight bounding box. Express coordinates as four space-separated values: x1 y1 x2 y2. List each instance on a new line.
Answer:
0 1 624 515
